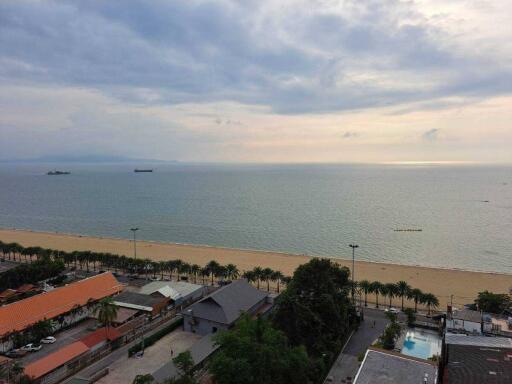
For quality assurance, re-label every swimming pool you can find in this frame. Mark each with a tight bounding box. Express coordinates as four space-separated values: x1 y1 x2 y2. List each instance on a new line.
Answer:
401 329 442 360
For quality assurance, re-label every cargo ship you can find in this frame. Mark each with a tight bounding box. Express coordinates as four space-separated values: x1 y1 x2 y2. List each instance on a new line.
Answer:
134 169 153 173
47 170 71 175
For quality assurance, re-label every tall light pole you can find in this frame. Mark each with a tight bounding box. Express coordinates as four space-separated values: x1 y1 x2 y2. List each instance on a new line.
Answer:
130 228 139 260
349 244 359 304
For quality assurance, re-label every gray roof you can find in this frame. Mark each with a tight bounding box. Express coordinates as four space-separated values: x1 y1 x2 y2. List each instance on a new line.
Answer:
153 334 218 383
451 309 482 323
184 280 267 325
113 291 166 311
445 333 512 348
354 349 438 384
139 281 204 300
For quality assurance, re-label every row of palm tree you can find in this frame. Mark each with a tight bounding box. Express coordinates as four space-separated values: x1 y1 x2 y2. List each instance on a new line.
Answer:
0 241 290 292
357 279 440 315
241 267 291 293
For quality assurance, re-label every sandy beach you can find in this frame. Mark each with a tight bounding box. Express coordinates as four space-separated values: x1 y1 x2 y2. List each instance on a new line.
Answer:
1 229 510 309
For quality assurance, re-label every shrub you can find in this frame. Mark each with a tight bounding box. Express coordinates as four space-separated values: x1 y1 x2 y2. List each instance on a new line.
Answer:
129 318 183 357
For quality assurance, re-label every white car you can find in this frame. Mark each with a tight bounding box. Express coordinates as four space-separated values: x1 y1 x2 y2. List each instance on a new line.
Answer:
21 343 42 352
385 307 400 314
40 336 57 344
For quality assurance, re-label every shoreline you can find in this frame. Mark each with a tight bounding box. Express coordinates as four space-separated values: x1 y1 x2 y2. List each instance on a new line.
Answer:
1 227 509 276
1 228 511 309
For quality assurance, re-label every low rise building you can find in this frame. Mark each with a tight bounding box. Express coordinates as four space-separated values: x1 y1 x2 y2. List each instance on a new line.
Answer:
183 279 270 335
113 291 168 317
139 280 206 306
443 333 512 383
446 308 482 334
0 272 123 352
354 347 438 383
482 313 512 337
24 341 90 384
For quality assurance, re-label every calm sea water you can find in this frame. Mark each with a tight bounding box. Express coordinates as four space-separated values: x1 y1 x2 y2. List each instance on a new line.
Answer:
0 163 510 273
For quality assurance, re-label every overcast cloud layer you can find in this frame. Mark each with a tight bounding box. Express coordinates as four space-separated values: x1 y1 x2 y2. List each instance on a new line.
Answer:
1 0 511 162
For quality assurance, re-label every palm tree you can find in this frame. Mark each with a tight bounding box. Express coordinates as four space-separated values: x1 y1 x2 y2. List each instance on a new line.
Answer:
384 283 398 308
359 280 371 307
270 270 284 293
261 267 273 291
242 270 256 285
190 264 201 283
396 281 411 311
409 288 423 313
422 293 439 315
224 264 239 281
93 297 119 338
369 281 383 308
206 260 221 285
200 267 210 285
252 267 263 289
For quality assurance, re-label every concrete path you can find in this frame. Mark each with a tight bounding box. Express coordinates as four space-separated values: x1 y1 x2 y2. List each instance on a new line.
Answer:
324 308 389 383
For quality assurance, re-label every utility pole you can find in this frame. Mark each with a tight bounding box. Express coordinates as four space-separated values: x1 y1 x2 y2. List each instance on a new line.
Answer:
130 228 139 260
349 244 359 304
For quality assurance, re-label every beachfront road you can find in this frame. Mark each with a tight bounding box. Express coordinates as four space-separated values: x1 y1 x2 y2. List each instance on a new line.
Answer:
324 308 389 383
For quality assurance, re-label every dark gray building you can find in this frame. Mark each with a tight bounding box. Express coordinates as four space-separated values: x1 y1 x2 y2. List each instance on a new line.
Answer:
182 279 269 335
354 348 438 384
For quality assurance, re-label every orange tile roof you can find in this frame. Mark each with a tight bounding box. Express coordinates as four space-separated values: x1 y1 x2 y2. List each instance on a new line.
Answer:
0 272 123 337
16 284 37 293
24 341 89 379
80 327 121 348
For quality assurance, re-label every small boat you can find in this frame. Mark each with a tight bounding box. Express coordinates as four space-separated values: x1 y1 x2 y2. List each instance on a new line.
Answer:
47 170 70 175
134 169 153 173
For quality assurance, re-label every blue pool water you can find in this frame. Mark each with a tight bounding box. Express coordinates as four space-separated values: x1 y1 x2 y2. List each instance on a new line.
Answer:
401 330 442 360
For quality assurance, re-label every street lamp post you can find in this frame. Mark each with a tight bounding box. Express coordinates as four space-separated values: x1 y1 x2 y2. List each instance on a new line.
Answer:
130 228 139 260
349 244 359 304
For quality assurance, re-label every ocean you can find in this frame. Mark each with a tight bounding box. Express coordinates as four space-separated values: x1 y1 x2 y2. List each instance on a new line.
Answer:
0 163 510 273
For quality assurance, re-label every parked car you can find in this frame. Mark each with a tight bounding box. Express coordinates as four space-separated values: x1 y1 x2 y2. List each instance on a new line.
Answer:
5 349 28 358
40 336 57 344
385 307 400 314
21 343 42 352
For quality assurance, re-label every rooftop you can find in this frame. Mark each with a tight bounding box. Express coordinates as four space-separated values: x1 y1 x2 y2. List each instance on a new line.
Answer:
450 309 482 323
113 291 167 312
354 348 438 384
0 272 123 337
445 342 512 383
24 341 89 379
139 280 204 301
445 333 512 348
184 279 267 325
80 327 121 348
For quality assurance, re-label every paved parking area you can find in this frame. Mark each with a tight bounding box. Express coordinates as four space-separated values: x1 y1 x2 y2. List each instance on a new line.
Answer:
0 259 19 273
20 319 97 364
95 329 201 384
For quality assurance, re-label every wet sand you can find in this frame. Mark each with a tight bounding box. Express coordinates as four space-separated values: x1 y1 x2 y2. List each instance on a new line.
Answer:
1 229 510 309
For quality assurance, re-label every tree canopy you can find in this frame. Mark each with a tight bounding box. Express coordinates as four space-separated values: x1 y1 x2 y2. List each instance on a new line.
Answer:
209 314 311 384
475 291 511 314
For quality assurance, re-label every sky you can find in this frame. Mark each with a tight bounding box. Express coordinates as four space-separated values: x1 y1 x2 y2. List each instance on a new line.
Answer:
0 0 511 163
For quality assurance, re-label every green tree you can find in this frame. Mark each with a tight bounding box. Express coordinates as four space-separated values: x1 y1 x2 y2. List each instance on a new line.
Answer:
475 291 511 314
421 293 439 315
209 315 311 384
404 308 416 327
173 351 195 378
358 280 371 307
93 296 119 337
133 374 155 384
409 288 424 313
396 281 411 311
383 283 398 308
272 258 353 357
369 281 383 309
379 312 401 350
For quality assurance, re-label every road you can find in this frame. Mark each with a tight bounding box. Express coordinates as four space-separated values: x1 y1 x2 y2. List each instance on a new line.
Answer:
324 308 389 383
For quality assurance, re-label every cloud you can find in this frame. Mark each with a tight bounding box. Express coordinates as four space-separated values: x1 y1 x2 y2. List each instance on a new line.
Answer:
422 128 440 141
1 0 511 115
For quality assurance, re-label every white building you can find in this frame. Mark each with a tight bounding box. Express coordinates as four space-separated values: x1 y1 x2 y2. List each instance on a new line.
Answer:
446 309 482 334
